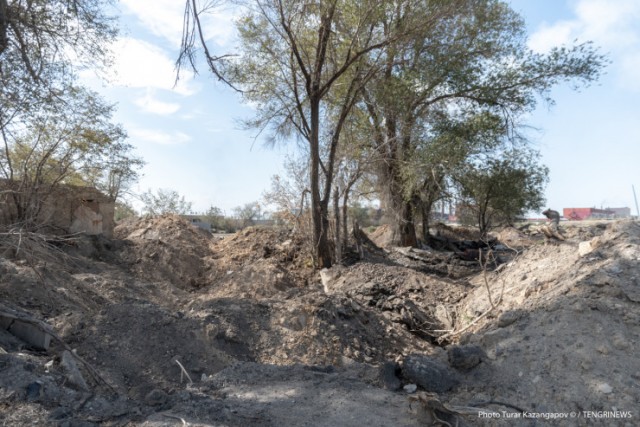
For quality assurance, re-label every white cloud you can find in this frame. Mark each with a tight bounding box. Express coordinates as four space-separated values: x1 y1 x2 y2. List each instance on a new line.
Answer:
129 128 191 145
134 90 181 115
528 0 640 91
528 21 577 53
119 0 237 48
110 37 199 96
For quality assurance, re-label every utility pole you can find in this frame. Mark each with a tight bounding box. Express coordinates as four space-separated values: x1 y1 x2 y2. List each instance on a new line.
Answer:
633 185 640 219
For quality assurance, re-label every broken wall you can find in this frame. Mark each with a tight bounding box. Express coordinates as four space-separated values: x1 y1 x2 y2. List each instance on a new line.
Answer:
0 182 114 238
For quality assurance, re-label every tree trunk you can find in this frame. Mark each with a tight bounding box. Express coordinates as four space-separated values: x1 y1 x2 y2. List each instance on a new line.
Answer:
333 186 341 265
341 191 349 251
398 201 418 247
421 201 431 243
0 0 8 55
309 97 332 268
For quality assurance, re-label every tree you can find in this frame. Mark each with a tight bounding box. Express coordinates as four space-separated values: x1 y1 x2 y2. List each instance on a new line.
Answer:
203 206 228 231
262 154 310 224
0 86 140 227
1 0 118 144
140 189 193 216
0 0 116 80
361 0 605 247
114 200 137 221
454 147 548 236
232 202 261 228
402 111 508 242
181 0 435 267
0 0 134 230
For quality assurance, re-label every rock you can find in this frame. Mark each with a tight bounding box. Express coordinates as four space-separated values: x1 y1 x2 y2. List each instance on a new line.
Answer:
0 316 52 350
497 309 526 328
447 345 485 371
320 268 342 294
49 407 71 420
597 383 613 394
480 328 510 348
60 350 89 391
578 241 594 256
403 384 417 393
145 389 168 406
401 354 458 392
379 361 401 391
434 304 454 330
25 381 42 401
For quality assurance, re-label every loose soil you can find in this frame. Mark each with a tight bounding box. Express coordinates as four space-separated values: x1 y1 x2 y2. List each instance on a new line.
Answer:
0 215 638 426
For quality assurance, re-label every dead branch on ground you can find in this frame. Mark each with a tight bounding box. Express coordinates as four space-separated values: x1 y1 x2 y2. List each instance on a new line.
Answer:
436 245 518 343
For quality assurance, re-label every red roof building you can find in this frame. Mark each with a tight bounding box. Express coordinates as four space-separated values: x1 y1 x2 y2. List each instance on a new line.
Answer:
563 208 615 220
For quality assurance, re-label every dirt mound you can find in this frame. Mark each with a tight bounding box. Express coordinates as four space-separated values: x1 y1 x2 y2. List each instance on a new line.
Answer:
445 220 640 423
323 261 470 343
204 226 314 299
115 214 216 288
366 223 395 247
492 226 533 249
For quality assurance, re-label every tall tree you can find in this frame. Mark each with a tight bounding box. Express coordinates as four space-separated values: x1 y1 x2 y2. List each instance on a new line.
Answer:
182 0 454 267
230 0 397 267
1 0 117 161
362 0 605 247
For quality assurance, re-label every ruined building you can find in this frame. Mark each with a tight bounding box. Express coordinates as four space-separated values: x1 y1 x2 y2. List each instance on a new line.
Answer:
0 182 115 238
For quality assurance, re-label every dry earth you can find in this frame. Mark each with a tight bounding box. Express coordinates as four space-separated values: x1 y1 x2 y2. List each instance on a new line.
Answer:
0 215 638 426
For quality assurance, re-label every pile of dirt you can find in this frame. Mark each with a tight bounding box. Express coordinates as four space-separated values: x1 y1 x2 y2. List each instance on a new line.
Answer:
204 226 314 299
444 220 640 424
367 223 395 248
115 215 217 288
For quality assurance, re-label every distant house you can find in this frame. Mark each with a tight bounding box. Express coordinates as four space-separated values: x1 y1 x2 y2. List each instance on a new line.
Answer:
606 207 631 218
181 215 212 232
563 207 616 221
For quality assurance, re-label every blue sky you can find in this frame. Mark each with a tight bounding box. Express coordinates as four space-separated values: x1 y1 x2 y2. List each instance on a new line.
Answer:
83 0 640 216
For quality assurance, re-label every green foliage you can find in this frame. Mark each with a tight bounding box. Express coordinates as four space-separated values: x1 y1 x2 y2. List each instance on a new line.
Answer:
0 86 142 226
0 0 135 230
454 148 549 235
232 202 262 228
114 201 137 222
358 0 606 244
140 189 193 216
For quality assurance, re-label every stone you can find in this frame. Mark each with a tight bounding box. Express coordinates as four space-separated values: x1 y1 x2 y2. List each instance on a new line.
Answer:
497 309 526 328
145 389 168 406
320 268 341 294
379 361 401 391
597 383 613 394
401 354 458 393
0 316 52 350
434 304 454 330
49 407 72 420
578 241 594 256
403 384 417 393
447 345 485 371
26 382 42 401
60 350 89 391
